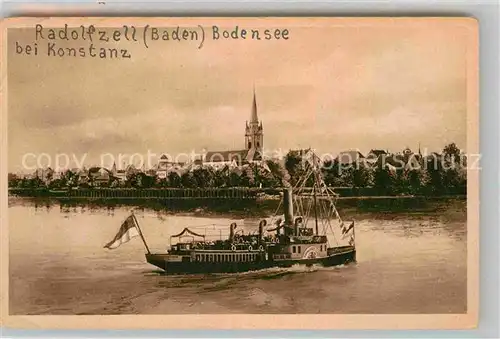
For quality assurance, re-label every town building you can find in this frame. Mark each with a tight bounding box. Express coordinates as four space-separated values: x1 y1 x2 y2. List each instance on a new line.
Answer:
203 89 264 169
154 154 185 179
110 162 127 183
75 168 89 185
335 150 365 167
366 149 388 166
88 167 111 187
372 148 424 172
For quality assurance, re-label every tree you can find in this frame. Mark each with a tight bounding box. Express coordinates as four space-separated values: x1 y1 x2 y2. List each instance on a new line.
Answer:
8 173 19 188
192 167 215 188
61 169 77 188
167 172 182 188
213 167 229 187
239 168 252 187
247 163 275 188
443 143 461 165
373 166 394 195
137 173 156 188
322 160 343 187
228 169 242 187
45 169 54 184
48 178 65 189
442 144 467 194
125 172 140 188
442 168 461 193
19 177 45 189
258 161 281 188
425 156 444 195
407 168 424 194
244 164 258 187
181 171 197 188
392 168 407 194
351 164 371 188
285 150 306 186
122 172 156 188
264 159 290 187
157 178 169 188
339 166 354 186
227 167 243 187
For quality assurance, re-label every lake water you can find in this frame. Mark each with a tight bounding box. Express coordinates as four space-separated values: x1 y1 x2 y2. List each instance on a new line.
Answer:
8 198 467 314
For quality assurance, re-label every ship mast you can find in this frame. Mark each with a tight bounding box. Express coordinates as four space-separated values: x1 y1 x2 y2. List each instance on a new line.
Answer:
313 181 319 236
310 151 320 236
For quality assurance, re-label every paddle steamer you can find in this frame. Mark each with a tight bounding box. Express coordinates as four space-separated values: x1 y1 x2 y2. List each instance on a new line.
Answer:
143 151 357 274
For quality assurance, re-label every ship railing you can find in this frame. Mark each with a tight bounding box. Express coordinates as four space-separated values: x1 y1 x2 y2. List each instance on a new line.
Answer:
273 253 292 260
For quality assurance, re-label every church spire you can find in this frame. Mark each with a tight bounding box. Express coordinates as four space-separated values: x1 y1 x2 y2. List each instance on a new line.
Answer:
251 86 258 124
245 86 263 151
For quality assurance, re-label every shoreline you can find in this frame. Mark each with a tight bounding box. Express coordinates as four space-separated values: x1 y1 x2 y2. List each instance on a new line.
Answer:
8 194 467 219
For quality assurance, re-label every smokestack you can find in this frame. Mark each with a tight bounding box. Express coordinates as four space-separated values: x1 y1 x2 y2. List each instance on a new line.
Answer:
258 220 266 244
283 188 294 231
294 217 302 236
229 223 236 242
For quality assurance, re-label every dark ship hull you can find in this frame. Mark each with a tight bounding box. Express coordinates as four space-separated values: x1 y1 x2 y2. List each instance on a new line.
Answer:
146 246 356 275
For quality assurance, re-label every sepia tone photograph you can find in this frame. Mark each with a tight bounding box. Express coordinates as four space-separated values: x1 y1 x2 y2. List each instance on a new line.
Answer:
1 17 478 329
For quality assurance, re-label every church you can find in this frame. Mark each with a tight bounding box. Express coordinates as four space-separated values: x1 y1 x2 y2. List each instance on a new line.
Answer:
203 89 264 169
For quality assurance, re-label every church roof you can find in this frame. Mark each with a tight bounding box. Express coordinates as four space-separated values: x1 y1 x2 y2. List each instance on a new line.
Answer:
205 150 249 163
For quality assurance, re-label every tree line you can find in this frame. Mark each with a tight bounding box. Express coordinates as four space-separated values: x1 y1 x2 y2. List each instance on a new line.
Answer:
8 143 467 196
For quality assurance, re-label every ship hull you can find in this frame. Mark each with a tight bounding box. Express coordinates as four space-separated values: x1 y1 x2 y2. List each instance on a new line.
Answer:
146 248 356 275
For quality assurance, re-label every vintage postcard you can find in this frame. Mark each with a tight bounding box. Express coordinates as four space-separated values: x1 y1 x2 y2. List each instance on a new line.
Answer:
1 17 479 329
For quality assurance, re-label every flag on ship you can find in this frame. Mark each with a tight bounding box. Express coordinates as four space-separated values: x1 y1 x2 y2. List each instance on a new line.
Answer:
104 215 140 249
341 221 355 240
348 235 355 246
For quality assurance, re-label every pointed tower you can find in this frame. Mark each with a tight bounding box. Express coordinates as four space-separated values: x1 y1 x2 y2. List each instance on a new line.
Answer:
251 86 258 124
245 87 264 152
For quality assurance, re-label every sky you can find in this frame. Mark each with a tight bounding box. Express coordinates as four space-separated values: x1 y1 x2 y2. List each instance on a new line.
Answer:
8 19 471 172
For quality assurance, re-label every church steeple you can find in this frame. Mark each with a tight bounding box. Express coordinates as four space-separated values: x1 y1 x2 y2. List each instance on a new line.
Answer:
245 87 263 151
251 86 258 124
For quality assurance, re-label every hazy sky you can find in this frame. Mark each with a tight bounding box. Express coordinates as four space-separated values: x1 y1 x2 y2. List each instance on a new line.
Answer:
8 20 470 172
